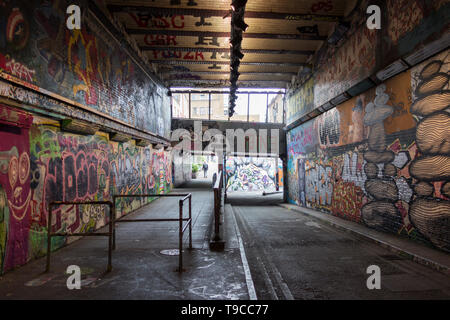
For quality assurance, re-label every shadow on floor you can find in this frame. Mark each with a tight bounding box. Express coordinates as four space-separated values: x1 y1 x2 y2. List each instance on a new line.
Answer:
178 178 213 189
226 191 284 206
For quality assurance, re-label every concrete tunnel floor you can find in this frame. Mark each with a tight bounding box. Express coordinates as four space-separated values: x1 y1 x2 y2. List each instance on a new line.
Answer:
0 180 449 300
0 179 249 300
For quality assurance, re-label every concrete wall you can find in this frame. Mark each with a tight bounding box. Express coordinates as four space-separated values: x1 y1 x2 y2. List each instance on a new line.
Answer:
287 50 449 252
172 151 192 187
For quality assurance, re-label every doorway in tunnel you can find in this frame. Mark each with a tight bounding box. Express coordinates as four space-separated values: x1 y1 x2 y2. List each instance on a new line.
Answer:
191 152 219 186
225 156 284 206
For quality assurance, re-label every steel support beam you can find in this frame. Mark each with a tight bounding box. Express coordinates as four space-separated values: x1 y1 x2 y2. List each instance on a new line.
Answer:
127 28 327 41
141 46 315 56
169 79 289 85
151 60 309 67
107 5 342 22
161 71 296 76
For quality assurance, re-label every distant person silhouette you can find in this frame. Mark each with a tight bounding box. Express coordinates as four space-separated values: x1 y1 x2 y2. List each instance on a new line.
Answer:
202 162 209 178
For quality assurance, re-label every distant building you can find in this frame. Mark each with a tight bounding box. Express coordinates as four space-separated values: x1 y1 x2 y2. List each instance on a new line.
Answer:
267 94 284 123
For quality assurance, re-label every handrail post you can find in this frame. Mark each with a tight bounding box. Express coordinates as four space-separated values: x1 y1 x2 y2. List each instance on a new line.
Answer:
211 171 225 250
112 196 116 250
45 203 52 272
107 202 113 272
178 199 183 273
214 189 220 241
189 195 192 250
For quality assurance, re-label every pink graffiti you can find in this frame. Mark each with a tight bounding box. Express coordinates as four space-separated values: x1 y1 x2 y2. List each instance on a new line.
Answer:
0 54 35 82
5 59 35 82
151 50 205 61
311 0 333 13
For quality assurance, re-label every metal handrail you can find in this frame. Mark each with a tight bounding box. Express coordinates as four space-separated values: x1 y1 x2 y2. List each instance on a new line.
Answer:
112 193 192 272
213 171 223 241
46 201 114 273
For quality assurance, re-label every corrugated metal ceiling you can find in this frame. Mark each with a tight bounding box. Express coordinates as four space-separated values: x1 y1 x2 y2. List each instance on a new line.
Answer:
105 0 358 88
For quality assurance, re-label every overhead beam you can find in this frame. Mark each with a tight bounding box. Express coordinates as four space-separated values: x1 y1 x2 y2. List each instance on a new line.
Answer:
108 5 342 22
151 60 309 67
168 79 289 85
160 71 297 76
126 29 327 41
141 46 315 56
171 90 285 94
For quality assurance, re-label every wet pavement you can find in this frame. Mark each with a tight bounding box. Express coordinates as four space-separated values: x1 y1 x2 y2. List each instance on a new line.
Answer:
0 185 448 300
227 192 450 300
0 180 249 300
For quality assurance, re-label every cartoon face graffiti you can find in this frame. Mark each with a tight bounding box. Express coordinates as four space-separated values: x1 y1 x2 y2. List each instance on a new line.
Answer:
0 147 31 222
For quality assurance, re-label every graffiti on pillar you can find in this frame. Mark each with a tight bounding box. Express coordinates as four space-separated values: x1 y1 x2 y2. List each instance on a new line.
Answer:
297 158 306 206
288 50 450 252
305 163 333 208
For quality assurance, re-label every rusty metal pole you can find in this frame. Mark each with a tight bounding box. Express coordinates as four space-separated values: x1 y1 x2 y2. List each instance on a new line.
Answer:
275 157 279 192
214 189 220 241
179 200 183 273
112 197 116 250
189 195 192 250
45 204 52 272
107 202 113 272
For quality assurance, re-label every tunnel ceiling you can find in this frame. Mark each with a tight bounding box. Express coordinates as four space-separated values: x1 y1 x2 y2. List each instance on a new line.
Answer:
104 0 358 89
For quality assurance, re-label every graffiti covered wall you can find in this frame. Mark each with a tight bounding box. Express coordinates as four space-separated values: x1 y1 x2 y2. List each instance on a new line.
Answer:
313 0 378 108
289 0 449 119
226 157 282 192
286 78 314 125
0 106 173 274
287 50 449 252
0 0 171 138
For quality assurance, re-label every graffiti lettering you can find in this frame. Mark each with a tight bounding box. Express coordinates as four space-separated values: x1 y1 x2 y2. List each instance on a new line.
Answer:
4 57 36 82
144 34 178 46
311 0 334 13
129 13 185 29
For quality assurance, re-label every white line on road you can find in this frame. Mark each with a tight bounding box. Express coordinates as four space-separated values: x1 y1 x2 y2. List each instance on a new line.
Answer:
230 206 258 300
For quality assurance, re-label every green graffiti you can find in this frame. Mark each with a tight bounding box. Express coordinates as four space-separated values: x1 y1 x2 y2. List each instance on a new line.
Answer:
30 127 61 160
28 227 47 260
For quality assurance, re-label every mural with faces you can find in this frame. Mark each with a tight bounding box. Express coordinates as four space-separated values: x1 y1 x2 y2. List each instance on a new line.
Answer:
0 104 33 270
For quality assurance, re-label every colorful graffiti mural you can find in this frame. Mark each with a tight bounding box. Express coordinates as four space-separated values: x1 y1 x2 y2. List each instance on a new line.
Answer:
313 0 378 107
409 50 450 251
287 50 449 252
309 0 449 109
226 157 282 192
0 0 171 138
0 105 173 274
383 0 450 61
286 78 314 124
